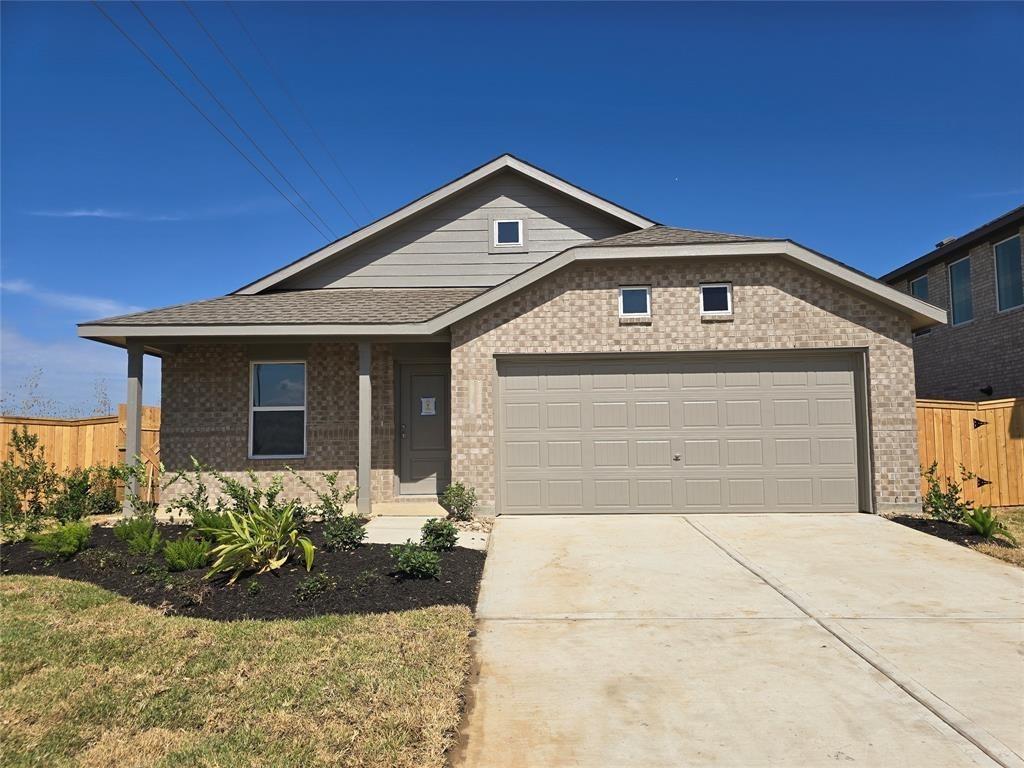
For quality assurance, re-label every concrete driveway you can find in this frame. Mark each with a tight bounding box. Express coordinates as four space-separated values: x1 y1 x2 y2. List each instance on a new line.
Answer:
454 514 1024 768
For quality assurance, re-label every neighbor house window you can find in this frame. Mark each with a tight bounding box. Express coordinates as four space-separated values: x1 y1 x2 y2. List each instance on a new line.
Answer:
948 257 973 326
493 219 523 247
700 283 732 316
619 285 651 317
909 275 929 302
994 234 1023 311
250 362 306 458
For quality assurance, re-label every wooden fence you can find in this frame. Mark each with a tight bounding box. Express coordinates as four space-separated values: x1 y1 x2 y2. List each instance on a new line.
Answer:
917 398 1024 509
0 405 161 501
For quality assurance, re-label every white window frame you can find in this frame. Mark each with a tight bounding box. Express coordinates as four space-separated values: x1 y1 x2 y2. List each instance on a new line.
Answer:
947 255 973 326
993 234 1023 312
909 274 929 302
618 285 651 317
699 282 733 316
249 360 307 459
493 219 523 247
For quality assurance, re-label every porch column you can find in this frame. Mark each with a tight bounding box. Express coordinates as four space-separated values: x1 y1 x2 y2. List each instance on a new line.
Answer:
357 341 372 516
123 341 144 516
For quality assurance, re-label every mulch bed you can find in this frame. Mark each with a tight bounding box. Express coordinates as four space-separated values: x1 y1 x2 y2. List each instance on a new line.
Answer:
0 522 486 621
890 515 1015 551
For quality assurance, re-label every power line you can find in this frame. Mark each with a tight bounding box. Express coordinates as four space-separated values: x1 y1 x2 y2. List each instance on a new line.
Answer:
129 0 338 238
91 1 331 241
182 0 359 229
225 0 372 221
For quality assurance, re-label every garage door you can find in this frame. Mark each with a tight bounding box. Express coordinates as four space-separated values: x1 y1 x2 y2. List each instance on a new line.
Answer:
497 353 862 514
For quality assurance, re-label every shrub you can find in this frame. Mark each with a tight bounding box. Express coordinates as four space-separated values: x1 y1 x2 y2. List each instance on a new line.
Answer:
189 506 232 542
1 426 58 538
421 518 458 551
289 468 357 523
87 467 119 516
30 521 91 560
963 506 1018 546
323 515 366 551
45 466 121 524
390 540 441 579
164 536 211 571
113 514 163 556
440 481 477 522
200 501 315 584
295 572 338 602
922 462 974 522
246 579 263 596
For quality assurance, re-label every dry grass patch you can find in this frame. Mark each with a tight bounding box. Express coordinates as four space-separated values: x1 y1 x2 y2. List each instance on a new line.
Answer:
0 575 475 768
972 506 1024 568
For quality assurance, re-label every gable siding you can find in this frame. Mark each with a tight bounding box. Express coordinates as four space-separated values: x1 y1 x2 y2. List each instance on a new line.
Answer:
279 171 635 289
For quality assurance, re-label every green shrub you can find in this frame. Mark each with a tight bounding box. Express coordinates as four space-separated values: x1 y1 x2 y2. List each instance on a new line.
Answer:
47 467 92 522
113 514 163 556
30 521 91 560
440 481 477 522
88 467 119 516
295 571 338 602
420 518 458 551
246 579 263 596
163 536 211 571
922 462 975 522
1 426 58 539
189 506 232 541
166 457 226 534
288 468 357 523
963 506 1018 545
200 501 314 584
323 515 366 551
390 540 441 579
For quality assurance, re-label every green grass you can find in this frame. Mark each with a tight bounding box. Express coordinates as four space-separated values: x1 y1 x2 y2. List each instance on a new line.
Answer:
0 576 475 768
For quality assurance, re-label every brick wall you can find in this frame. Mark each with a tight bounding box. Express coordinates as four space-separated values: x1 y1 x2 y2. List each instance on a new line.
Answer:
889 224 1024 401
451 257 920 515
161 342 395 507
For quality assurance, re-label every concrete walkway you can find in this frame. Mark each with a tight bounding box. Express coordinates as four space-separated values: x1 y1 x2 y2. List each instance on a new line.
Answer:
455 514 1024 768
363 515 488 550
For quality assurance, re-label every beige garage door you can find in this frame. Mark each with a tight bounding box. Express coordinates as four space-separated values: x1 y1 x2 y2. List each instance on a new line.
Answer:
497 353 863 514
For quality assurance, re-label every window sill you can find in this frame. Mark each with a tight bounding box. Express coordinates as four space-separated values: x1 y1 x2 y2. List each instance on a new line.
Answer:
701 314 734 323
619 316 652 326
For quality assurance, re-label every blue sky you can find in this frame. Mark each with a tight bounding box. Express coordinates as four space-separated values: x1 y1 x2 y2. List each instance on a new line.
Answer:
2 1 1022 413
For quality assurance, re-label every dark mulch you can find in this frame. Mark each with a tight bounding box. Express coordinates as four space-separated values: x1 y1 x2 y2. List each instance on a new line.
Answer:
890 515 1015 551
0 522 486 621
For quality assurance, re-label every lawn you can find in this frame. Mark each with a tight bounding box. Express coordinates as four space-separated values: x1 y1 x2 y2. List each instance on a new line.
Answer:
0 575 475 768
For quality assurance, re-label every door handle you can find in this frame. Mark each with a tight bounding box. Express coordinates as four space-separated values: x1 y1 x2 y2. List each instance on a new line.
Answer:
401 424 407 440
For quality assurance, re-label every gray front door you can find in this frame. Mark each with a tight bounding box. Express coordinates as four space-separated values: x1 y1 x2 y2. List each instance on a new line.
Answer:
399 363 451 495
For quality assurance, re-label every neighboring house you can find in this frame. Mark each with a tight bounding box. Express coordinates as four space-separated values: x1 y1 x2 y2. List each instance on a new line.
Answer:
79 155 944 516
880 204 1024 401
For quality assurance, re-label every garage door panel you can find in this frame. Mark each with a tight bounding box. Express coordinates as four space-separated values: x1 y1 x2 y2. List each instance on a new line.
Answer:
498 353 860 513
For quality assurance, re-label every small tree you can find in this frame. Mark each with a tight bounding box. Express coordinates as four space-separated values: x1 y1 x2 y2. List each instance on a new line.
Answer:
0 426 58 537
921 462 975 522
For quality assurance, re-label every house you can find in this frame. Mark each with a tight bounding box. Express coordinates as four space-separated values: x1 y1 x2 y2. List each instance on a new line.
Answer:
79 154 945 516
880 204 1024 401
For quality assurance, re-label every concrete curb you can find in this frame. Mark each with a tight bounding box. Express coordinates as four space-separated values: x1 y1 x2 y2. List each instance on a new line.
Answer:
683 516 1024 768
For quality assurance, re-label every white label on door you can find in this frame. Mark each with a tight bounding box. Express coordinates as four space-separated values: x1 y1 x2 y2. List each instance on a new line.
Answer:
420 397 436 416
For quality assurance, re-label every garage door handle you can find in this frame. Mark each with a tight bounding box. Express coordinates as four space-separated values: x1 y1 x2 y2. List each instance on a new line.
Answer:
673 454 681 462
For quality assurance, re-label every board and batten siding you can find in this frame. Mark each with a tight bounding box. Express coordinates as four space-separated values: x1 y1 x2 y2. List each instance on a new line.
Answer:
279 170 635 289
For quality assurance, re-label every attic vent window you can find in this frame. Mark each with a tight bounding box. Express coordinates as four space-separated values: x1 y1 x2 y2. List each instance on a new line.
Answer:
494 220 523 247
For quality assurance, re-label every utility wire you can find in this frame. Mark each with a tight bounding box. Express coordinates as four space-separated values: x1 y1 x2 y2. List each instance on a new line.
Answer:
130 0 337 238
91 1 331 241
183 0 359 229
225 0 372 221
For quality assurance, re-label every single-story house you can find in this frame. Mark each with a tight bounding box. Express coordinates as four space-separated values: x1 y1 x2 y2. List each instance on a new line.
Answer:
79 154 945 516
880 203 1024 401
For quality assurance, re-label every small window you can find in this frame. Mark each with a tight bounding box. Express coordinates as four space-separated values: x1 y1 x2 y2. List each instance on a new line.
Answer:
619 286 651 317
994 235 1023 311
948 257 973 325
494 219 523 247
909 275 929 302
700 283 732 315
250 362 306 458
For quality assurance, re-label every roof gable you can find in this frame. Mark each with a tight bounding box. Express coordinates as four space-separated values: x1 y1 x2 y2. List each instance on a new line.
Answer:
236 154 657 295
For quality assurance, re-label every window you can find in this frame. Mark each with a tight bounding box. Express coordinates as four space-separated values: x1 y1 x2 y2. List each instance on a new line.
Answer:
909 275 929 302
948 257 973 326
493 219 523 247
619 285 651 317
994 235 1023 311
700 283 732 316
250 362 305 458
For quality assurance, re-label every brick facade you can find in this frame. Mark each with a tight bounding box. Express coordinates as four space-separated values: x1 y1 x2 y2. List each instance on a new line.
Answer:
450 257 921 515
161 342 396 506
888 223 1024 401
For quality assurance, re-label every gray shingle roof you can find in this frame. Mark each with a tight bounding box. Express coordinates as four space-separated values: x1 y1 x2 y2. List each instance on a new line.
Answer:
584 225 775 247
86 288 487 326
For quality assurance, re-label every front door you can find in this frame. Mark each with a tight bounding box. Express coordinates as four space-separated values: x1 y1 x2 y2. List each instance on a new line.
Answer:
399 362 451 495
